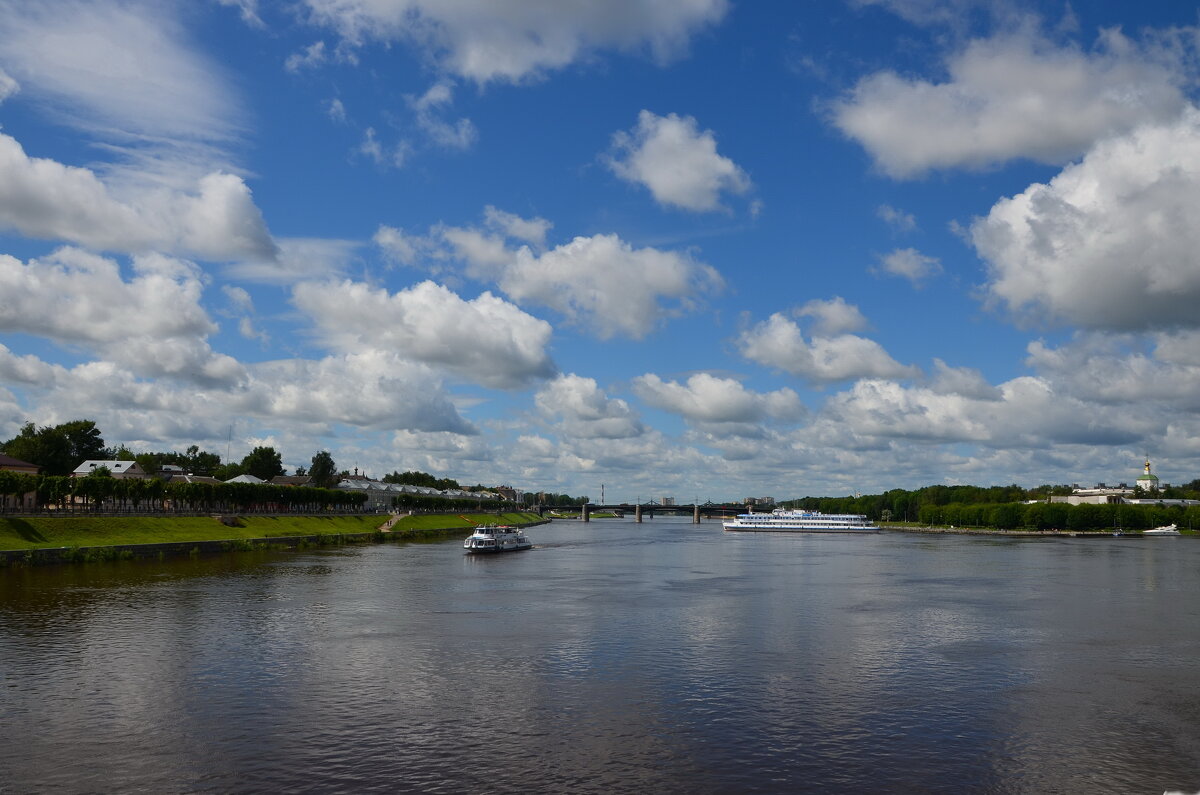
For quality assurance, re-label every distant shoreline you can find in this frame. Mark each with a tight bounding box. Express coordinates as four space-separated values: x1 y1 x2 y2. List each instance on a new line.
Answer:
879 524 1192 537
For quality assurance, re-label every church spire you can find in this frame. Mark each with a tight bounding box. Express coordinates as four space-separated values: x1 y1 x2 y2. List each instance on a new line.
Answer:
1137 455 1159 491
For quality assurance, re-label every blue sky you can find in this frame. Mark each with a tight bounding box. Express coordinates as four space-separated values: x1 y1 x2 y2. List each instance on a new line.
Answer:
3 0 1200 501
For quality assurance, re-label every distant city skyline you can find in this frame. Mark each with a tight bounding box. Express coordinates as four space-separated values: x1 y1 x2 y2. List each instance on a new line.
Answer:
3 1 1200 502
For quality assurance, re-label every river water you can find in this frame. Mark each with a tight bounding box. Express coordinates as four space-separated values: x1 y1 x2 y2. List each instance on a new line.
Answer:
2 517 1198 793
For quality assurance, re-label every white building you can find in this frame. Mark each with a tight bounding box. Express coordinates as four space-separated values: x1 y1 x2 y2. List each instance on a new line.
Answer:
72 460 148 479
1050 484 1133 505
335 479 499 511
1050 458 1198 506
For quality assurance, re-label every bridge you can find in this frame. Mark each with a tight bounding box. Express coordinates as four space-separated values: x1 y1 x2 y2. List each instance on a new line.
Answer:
534 502 746 524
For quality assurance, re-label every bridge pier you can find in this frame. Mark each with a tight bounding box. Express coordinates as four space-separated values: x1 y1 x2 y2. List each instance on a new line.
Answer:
693 505 700 524
583 504 590 523
635 505 642 523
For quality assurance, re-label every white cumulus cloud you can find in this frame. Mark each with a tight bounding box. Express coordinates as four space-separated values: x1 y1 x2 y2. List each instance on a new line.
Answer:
878 247 942 284
0 248 244 385
9 348 475 443
928 359 1002 400
832 29 1187 177
535 374 644 439
973 106 1200 330
607 110 751 212
820 375 1150 449
500 234 722 339
1025 334 1200 412
238 352 473 433
292 279 556 389
429 210 723 339
0 132 277 262
633 373 805 424
795 297 868 335
737 311 916 384
300 0 729 83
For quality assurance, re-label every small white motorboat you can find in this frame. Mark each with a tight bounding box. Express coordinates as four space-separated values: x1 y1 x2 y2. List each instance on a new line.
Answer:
1143 524 1181 536
463 524 533 553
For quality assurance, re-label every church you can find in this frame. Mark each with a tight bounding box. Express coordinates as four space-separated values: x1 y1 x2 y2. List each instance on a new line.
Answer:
1050 458 1199 507
1135 458 1160 493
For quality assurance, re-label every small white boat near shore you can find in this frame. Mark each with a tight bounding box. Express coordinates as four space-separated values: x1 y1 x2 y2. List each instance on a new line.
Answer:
463 524 533 553
1143 524 1181 536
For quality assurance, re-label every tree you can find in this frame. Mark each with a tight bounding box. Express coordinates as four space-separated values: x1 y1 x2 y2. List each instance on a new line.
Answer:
989 503 1022 529
2 420 107 476
60 420 107 464
154 445 222 475
240 446 284 481
309 450 337 489
381 470 462 490
181 445 222 475
2 423 60 471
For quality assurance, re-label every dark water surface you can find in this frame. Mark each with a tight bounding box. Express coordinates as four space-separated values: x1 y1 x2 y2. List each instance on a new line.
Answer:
2 518 1198 793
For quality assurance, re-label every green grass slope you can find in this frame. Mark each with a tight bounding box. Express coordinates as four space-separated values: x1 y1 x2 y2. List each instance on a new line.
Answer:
0 512 544 551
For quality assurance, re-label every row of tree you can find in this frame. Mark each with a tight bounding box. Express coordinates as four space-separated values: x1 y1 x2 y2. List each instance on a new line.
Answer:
1 420 345 488
0 470 367 514
3 419 605 511
388 493 509 512
537 492 592 506
381 470 464 490
1 419 566 512
916 501 1198 532
783 480 1200 524
2 421 107 476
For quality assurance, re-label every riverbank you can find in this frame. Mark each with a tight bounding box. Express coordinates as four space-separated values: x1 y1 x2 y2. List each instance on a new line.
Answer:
879 523 1194 537
0 512 547 566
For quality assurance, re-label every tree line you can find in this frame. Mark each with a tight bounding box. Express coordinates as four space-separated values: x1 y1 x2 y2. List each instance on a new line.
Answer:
0 419 556 513
381 470 465 490
388 493 509 512
781 481 1200 531
916 500 1198 531
3 420 341 489
0 470 366 514
378 471 589 506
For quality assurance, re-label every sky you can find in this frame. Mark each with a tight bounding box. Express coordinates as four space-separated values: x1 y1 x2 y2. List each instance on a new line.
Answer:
3 0 1200 502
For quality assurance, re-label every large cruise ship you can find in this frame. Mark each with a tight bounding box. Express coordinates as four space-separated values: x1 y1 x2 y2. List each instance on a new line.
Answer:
723 508 878 533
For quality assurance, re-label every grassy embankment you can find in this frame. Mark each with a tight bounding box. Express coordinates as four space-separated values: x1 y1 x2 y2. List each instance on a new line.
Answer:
0 512 543 552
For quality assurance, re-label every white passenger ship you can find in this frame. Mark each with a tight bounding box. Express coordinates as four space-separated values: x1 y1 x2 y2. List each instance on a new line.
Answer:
463 524 533 553
723 508 878 533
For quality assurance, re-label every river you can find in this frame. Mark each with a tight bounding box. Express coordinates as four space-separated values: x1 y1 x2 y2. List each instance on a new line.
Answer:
2 517 1198 793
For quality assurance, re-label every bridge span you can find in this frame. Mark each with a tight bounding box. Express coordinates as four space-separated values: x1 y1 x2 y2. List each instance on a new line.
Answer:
535 502 742 524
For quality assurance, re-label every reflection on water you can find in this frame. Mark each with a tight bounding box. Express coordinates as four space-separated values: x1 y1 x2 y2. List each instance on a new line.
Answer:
2 521 1199 792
